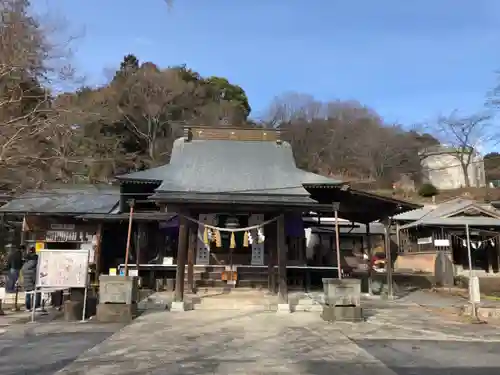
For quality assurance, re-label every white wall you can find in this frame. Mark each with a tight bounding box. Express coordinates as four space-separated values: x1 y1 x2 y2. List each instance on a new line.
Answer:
421 152 486 189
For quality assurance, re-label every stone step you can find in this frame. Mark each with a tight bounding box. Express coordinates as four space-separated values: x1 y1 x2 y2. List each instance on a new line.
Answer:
294 298 322 306
237 280 268 288
192 299 277 311
184 271 224 281
1 292 25 305
293 304 323 312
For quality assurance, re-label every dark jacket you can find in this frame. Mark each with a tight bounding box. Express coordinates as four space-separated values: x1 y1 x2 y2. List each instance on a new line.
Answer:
21 253 38 291
7 249 23 270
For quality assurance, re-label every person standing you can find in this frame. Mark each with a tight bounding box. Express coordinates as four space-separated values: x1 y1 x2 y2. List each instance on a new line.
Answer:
20 246 40 311
6 245 23 293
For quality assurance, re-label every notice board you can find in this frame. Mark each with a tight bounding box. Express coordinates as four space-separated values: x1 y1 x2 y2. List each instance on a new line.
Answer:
36 249 89 289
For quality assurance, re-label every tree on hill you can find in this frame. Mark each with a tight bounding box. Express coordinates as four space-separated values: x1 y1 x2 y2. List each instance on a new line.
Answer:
269 93 431 187
423 111 493 187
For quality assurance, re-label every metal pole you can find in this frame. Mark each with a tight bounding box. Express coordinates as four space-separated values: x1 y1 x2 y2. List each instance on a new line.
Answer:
124 200 135 277
81 249 90 322
334 209 342 280
465 223 477 319
384 221 394 299
395 223 401 253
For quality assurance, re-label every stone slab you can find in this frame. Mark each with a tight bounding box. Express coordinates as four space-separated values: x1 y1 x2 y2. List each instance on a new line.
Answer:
170 301 193 312
96 303 137 323
55 310 398 374
321 305 364 322
276 303 291 313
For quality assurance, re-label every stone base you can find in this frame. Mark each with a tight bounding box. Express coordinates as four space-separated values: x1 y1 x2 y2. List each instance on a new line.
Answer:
64 298 98 321
96 303 138 323
64 300 83 321
277 303 291 313
170 301 192 312
321 305 364 322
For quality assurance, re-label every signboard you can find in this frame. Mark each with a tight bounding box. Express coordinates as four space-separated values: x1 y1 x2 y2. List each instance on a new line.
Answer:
50 223 75 231
35 242 44 253
417 237 432 245
36 250 89 289
434 239 450 247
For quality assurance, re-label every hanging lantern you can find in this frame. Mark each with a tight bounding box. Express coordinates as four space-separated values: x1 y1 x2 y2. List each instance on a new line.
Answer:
230 232 236 249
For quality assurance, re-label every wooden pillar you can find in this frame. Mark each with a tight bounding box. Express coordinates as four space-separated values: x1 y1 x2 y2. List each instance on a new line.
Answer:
267 244 276 293
94 223 103 281
187 225 196 293
267 219 276 293
174 214 189 302
277 214 287 303
135 223 142 272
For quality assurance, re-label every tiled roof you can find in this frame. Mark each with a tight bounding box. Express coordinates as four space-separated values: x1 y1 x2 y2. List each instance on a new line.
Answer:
118 138 342 196
0 186 119 215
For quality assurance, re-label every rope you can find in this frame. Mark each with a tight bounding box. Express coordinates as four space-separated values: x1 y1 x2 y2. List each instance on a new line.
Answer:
178 213 282 232
450 232 500 244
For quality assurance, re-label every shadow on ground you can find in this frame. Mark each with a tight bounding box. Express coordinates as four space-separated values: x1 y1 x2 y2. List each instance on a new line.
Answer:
355 339 500 375
0 323 124 375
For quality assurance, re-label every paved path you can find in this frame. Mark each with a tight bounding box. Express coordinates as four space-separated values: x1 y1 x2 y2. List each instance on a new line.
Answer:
2 298 500 374
0 322 124 375
54 303 500 375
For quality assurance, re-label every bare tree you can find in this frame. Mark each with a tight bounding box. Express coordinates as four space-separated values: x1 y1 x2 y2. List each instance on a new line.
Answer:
0 0 82 189
424 111 493 187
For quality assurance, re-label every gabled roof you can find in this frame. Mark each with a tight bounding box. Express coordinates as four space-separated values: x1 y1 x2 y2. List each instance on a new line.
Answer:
0 186 120 215
397 198 500 229
119 137 342 205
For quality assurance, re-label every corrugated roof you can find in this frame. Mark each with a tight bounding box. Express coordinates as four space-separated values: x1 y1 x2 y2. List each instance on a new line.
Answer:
121 138 342 196
393 206 435 221
398 198 500 229
400 216 500 229
0 186 119 214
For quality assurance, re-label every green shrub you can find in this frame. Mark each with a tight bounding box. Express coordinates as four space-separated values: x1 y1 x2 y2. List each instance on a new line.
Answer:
418 183 438 197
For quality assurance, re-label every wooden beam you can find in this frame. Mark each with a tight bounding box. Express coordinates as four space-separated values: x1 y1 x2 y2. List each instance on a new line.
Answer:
174 214 189 302
267 219 276 294
94 223 103 281
187 225 196 293
277 214 287 303
124 200 135 276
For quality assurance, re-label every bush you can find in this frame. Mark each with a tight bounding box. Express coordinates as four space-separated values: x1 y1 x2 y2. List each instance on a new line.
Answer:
418 183 438 197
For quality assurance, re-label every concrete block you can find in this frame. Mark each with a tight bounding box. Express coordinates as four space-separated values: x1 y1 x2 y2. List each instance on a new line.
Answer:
96 303 138 323
323 278 361 307
99 275 139 304
64 300 83 321
170 301 192 312
277 303 291 313
321 305 364 322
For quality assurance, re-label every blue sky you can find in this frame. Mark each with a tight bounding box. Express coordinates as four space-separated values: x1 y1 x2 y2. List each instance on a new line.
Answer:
35 0 500 126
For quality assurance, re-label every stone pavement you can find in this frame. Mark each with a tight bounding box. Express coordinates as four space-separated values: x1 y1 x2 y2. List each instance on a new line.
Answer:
0 321 125 375
55 302 500 375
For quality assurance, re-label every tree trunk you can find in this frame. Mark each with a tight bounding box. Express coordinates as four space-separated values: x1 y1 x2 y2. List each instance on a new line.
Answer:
460 162 471 187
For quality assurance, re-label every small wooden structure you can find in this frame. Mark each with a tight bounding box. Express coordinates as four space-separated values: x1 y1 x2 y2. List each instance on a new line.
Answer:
393 198 500 275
